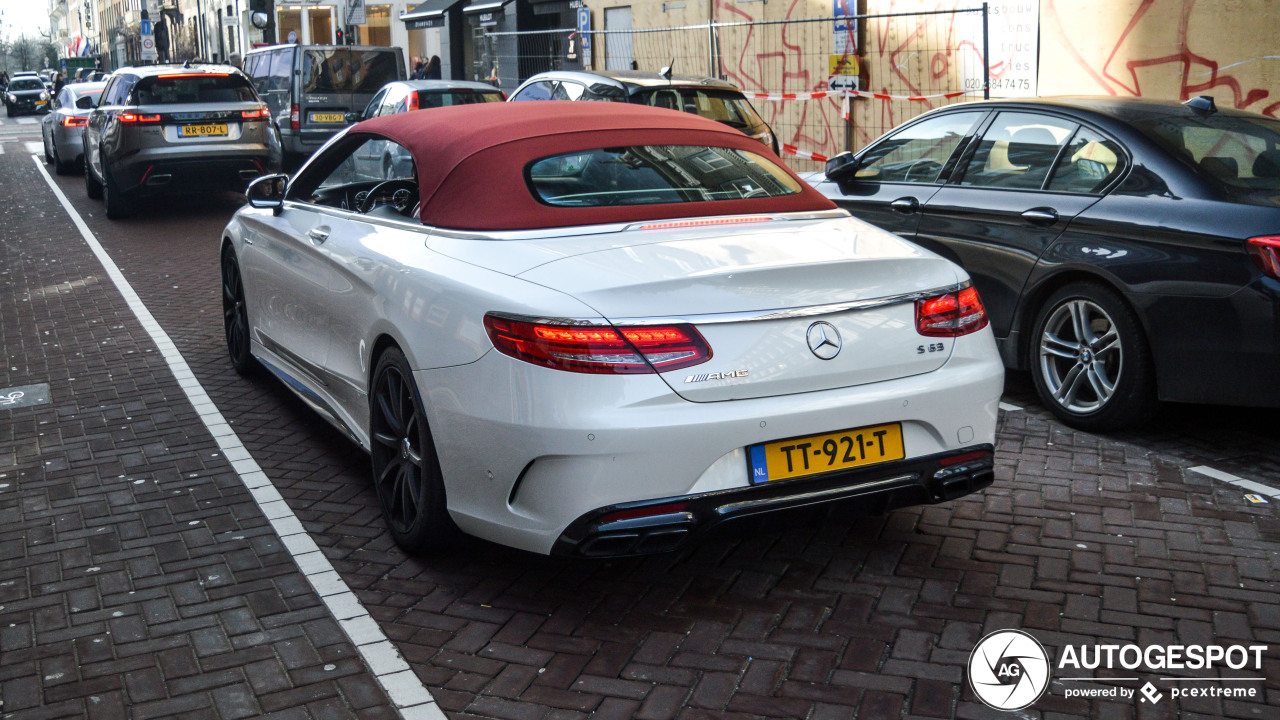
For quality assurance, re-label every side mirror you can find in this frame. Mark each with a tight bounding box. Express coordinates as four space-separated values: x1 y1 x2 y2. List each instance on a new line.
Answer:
76 96 95 109
345 111 363 124
247 173 288 213
825 151 859 182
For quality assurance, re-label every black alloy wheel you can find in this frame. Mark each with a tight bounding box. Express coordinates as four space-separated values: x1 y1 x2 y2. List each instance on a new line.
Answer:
221 249 255 375
369 347 454 552
1029 282 1156 431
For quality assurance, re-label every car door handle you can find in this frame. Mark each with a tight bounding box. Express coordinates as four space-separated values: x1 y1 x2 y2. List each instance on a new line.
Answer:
890 197 919 214
1021 208 1059 225
307 227 330 244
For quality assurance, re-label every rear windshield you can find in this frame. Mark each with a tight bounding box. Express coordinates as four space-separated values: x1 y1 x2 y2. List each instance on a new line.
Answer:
528 145 800 207
632 88 766 131
303 49 401 95
9 78 43 91
417 89 503 108
132 73 257 104
1133 113 1280 198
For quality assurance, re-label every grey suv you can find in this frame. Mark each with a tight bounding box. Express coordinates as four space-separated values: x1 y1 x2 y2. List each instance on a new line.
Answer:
509 70 778 155
83 64 280 219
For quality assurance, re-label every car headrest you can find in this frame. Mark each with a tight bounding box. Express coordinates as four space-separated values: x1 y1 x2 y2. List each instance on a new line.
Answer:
1200 156 1239 180
1005 127 1058 166
1253 149 1280 178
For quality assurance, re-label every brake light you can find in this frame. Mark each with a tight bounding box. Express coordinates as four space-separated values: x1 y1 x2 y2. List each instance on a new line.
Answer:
638 216 772 231
158 73 230 79
241 105 268 119
483 315 712 374
290 103 300 130
118 112 161 123
1247 236 1280 279
407 92 419 112
61 115 87 127
916 286 988 337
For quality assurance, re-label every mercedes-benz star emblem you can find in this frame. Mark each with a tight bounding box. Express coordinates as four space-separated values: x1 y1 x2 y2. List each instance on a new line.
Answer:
806 321 842 360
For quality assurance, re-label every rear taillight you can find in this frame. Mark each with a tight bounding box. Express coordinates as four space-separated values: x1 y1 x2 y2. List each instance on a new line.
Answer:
916 285 988 337
483 314 712 374
1247 236 1280 279
61 115 87 127
118 112 160 123
290 103 300 130
407 92 419 112
241 105 268 119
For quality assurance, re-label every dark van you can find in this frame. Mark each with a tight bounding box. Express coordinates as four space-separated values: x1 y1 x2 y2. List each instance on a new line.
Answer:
244 44 405 163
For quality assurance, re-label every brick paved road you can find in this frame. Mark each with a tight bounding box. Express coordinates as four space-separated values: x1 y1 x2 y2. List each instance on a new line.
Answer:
3 127 1278 719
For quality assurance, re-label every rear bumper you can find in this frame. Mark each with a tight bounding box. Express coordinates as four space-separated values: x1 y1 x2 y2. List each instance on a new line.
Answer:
552 445 995 557
279 126 346 156
110 151 271 195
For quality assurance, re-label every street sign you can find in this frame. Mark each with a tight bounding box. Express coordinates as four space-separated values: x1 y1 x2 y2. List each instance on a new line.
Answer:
141 18 158 61
577 7 592 69
345 0 366 25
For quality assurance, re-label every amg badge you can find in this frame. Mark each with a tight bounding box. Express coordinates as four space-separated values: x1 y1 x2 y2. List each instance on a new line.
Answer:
684 369 749 383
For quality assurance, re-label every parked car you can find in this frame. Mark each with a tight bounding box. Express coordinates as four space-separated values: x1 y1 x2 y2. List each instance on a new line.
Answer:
42 80 106 174
350 79 505 179
509 70 779 155
221 102 1004 556
5 75 51 116
82 64 279 219
243 44 405 164
73 68 109 83
811 96 1280 431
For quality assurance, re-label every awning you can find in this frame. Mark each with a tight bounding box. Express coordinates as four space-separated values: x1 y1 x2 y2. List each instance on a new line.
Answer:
400 0 466 28
462 0 512 14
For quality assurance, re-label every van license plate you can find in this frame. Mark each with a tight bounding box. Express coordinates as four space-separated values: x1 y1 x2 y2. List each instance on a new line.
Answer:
748 422 905 484
179 123 228 137
310 112 345 123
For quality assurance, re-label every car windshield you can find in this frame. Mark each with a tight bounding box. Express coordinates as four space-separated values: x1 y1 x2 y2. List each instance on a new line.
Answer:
632 88 765 130
132 73 257 104
417 89 503 108
528 145 800 207
304 49 400 94
1133 113 1280 200
9 79 43 91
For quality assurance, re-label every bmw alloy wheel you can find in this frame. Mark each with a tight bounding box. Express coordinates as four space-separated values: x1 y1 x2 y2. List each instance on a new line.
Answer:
1038 298 1122 414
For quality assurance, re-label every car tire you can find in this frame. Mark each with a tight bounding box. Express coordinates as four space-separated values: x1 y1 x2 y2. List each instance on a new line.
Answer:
221 248 256 376
369 347 455 553
85 154 103 199
52 142 74 175
1029 282 1156 432
102 164 134 219
44 136 53 163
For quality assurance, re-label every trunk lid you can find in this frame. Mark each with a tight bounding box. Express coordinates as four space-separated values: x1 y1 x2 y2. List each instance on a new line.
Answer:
513 216 962 402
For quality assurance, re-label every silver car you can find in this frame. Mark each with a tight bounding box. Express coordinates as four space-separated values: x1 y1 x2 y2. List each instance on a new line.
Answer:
42 81 106 175
83 64 280 219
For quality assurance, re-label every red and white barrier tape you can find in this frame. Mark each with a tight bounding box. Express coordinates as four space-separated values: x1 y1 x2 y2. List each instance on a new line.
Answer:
779 144 829 163
747 89 973 102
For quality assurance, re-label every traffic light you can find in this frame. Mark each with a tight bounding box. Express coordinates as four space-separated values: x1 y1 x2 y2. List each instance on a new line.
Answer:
336 28 344 44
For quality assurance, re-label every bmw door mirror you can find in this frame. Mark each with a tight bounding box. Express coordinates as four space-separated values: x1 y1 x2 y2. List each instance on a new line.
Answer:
76 96 95 110
247 173 288 213
825 151 860 183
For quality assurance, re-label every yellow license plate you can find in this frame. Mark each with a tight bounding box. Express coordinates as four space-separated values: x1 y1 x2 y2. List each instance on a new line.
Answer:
749 422 905 483
310 112 345 123
179 123 228 137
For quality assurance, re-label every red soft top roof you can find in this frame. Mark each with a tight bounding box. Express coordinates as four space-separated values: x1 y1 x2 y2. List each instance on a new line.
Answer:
353 102 835 231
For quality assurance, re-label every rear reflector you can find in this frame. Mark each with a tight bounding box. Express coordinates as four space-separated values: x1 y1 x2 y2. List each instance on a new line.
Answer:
483 314 712 374
1247 236 1280 280
598 502 690 524
61 115 87 127
939 449 992 466
916 285 989 337
638 216 773 231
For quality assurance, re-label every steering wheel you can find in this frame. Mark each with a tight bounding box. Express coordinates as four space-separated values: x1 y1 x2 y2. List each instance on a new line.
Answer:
357 179 418 214
903 159 943 183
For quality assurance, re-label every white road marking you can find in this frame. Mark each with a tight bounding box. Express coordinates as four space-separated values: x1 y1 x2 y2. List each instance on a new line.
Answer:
24 141 44 154
30 155 446 720
998 402 1022 412
1189 465 1280 498
16 117 38 124
0 144 5 154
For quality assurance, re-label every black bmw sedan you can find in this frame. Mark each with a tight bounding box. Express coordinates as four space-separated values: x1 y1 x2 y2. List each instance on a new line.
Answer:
812 96 1280 431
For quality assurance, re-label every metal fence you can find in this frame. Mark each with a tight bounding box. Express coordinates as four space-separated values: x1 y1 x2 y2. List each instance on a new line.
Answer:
482 6 989 171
